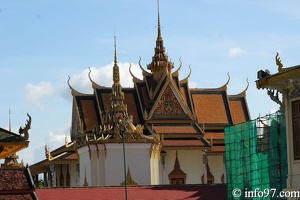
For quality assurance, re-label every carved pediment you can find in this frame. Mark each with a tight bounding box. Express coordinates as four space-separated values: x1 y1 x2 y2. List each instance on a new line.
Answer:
146 76 195 120
153 85 185 115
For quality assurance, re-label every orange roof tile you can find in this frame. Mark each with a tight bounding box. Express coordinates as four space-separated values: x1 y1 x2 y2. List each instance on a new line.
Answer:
192 93 229 124
229 100 246 124
80 99 99 131
140 86 150 108
101 93 111 110
203 133 224 140
64 153 78 160
153 126 197 134
180 86 188 104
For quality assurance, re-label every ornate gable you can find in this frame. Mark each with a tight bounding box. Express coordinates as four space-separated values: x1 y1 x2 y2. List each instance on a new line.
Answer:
154 85 184 115
145 76 195 121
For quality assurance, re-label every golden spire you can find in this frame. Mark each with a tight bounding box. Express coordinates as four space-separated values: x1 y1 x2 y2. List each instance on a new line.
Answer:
113 35 120 84
147 0 174 81
107 36 126 125
157 0 162 39
9 108 11 132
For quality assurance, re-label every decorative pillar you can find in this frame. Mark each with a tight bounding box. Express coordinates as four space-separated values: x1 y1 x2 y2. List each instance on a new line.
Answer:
48 171 53 187
43 172 48 188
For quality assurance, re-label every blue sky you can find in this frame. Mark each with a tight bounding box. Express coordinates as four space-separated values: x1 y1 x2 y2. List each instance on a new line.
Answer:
1 0 300 165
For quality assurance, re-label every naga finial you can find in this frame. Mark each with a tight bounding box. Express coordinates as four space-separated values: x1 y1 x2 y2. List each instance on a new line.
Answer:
19 113 31 140
275 52 284 72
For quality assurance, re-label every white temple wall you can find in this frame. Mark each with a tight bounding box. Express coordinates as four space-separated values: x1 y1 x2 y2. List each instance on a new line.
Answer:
69 163 78 187
97 144 106 186
90 145 99 186
208 155 224 183
162 150 203 184
104 143 151 186
105 144 126 186
77 146 91 186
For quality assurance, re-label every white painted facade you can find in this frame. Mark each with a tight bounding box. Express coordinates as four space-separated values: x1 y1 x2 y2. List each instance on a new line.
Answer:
77 143 152 186
160 150 225 184
77 144 225 186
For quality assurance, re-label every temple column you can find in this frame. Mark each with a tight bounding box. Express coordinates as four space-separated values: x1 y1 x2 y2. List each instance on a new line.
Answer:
34 174 39 187
48 171 53 187
43 172 48 187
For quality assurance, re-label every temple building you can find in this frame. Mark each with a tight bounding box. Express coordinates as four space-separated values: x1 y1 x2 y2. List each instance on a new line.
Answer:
256 53 300 197
30 5 250 187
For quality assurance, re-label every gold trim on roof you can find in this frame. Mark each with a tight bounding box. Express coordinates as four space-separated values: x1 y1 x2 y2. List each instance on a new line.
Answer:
276 52 284 72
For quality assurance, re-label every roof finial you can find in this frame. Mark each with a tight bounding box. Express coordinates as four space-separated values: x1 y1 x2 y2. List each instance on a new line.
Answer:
113 35 120 83
114 35 118 66
157 0 161 38
9 108 11 131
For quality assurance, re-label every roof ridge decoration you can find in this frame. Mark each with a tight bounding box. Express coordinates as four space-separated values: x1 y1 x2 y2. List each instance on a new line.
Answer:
18 113 31 141
129 63 143 83
195 73 230 91
179 65 192 84
68 76 89 96
139 57 151 76
171 57 182 77
276 52 284 72
44 145 68 161
88 67 104 89
147 0 174 82
229 78 249 98
275 52 294 73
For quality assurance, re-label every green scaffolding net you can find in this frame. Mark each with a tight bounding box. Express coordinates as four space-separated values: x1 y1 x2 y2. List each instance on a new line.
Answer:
225 111 287 200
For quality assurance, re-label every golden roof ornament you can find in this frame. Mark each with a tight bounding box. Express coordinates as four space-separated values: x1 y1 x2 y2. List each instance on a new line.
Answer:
18 113 31 141
275 52 284 72
120 166 138 186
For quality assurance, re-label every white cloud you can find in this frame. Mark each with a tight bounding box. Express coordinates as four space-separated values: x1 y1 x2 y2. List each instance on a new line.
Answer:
227 47 246 58
67 62 143 94
46 123 70 150
25 81 55 109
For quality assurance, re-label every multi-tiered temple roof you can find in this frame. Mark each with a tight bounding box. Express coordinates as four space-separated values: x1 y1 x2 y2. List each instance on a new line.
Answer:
67 6 250 153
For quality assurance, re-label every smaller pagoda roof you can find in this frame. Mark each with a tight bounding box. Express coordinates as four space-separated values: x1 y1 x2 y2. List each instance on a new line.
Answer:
0 128 29 159
0 167 37 199
150 123 203 138
30 142 78 175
